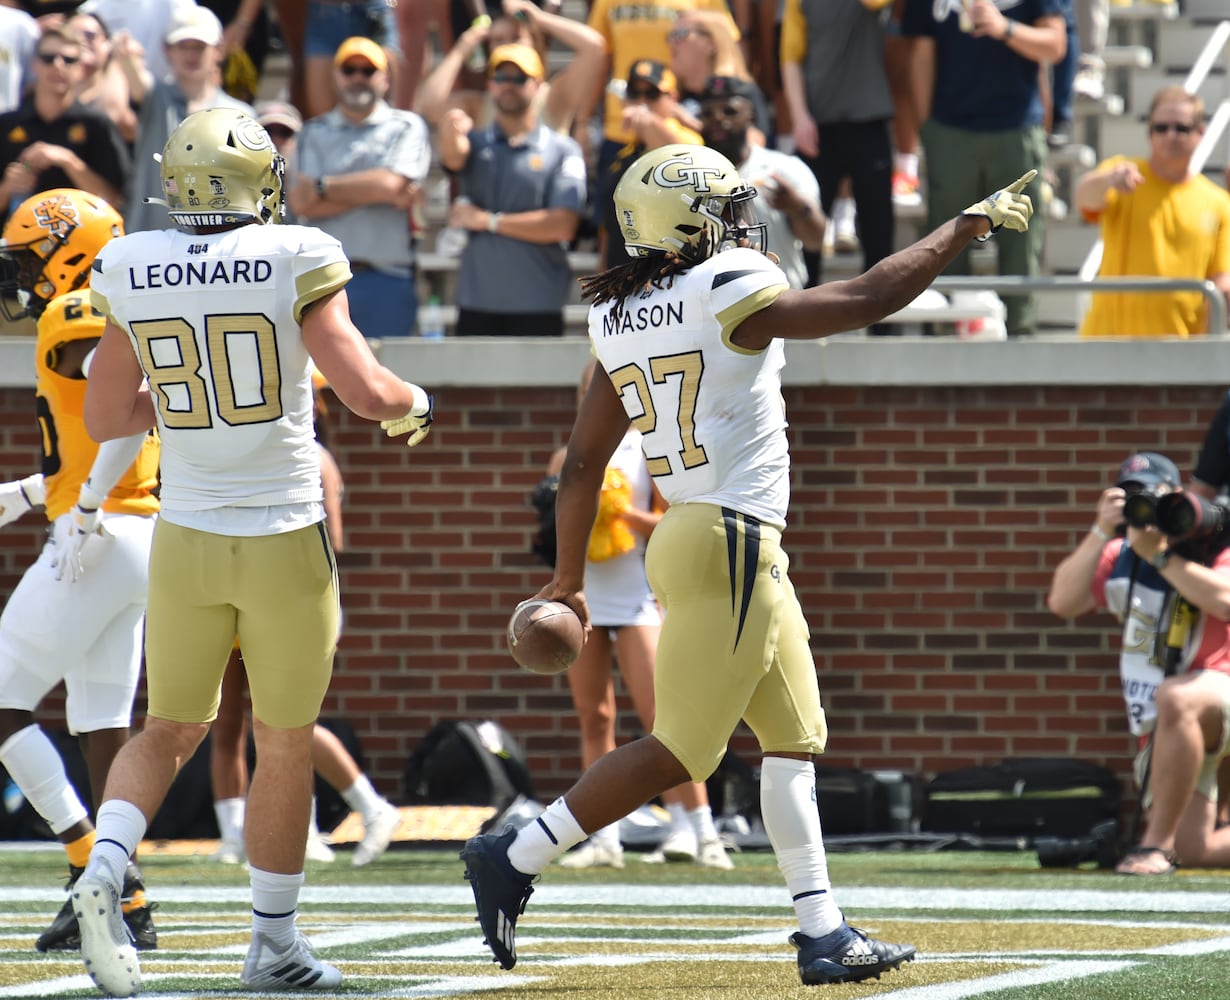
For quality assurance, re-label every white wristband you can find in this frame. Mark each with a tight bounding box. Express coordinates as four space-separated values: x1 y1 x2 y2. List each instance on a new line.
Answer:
405 381 431 417
1090 523 1113 543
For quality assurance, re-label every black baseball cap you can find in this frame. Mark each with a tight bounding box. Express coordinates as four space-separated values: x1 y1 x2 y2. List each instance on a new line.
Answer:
702 75 761 104
1116 452 1181 490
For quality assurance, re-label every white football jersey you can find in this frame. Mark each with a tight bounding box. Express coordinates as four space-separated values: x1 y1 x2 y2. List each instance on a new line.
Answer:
588 247 791 527
91 225 351 530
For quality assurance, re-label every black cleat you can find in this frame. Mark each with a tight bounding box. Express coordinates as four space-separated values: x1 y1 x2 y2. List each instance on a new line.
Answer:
459 826 536 970
121 863 158 951
37 863 158 952
791 922 916 985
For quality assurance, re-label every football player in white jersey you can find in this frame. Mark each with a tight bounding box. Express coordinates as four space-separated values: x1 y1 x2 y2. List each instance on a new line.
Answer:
461 144 1035 985
73 108 434 998
0 189 159 954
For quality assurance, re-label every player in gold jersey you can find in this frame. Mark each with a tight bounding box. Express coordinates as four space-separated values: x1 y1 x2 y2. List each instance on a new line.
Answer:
0 189 159 952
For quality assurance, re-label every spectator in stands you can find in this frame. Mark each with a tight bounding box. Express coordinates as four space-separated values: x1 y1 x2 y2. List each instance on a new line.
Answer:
1076 86 1230 338
900 0 1064 338
781 0 894 294
0 2 39 114
599 60 701 270
1047 0 1077 148
1048 451 1230 875
701 74 824 290
415 1 605 139
667 9 768 141
199 0 272 105
0 26 129 226
68 11 139 146
584 0 739 254
1072 0 1109 104
302 0 400 120
289 37 431 338
547 361 733 872
119 5 254 234
438 43 586 337
885 0 922 207
77 0 198 88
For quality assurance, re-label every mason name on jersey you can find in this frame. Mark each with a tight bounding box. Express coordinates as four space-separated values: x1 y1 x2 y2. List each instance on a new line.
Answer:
600 300 685 337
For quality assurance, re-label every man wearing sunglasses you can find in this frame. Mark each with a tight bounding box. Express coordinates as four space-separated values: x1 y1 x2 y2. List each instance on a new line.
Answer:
0 25 128 233
1076 85 1230 338
289 36 430 339
437 43 586 337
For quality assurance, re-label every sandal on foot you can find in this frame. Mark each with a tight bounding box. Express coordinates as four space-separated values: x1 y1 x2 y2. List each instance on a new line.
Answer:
1115 845 1178 876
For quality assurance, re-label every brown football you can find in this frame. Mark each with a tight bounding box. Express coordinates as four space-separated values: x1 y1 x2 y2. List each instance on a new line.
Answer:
507 599 584 675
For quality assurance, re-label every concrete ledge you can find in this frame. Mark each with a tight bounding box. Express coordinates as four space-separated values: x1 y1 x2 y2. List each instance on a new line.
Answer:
6 333 1226 391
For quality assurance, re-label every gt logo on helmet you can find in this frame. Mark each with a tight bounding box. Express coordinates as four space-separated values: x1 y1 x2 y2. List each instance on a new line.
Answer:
650 153 725 193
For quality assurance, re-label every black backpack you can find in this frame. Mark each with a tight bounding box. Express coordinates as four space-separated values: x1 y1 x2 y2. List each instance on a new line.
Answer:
404 720 536 809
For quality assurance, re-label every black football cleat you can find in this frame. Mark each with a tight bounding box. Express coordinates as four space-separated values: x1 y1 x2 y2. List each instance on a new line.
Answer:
459 825 536 970
790 922 916 985
37 862 158 952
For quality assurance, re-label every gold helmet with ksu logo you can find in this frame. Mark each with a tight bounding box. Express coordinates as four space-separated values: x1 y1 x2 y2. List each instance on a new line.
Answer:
613 144 765 260
153 108 285 229
0 189 122 321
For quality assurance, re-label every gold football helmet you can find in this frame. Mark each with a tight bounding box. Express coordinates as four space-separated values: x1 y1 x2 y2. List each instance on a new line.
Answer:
156 108 285 229
613 144 765 260
0 189 123 320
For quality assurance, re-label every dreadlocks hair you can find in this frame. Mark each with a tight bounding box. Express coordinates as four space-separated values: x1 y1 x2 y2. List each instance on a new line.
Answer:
579 231 715 317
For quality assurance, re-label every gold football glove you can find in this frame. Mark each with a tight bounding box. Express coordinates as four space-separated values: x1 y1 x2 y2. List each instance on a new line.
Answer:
381 383 434 448
963 170 1037 242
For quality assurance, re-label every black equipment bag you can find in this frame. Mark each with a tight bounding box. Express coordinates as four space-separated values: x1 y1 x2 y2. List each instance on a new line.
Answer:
815 768 892 836
404 720 536 808
921 757 1122 839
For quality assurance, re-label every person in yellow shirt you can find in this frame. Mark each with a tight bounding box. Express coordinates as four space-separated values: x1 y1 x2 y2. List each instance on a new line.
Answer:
1077 85 1230 337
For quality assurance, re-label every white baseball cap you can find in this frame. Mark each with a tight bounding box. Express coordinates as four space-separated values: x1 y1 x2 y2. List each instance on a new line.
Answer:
165 5 224 47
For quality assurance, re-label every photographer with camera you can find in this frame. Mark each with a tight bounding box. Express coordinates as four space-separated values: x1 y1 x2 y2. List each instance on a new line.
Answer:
1048 452 1230 875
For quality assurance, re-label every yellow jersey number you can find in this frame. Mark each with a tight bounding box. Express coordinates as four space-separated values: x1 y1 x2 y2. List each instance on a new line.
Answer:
608 350 709 477
130 314 283 429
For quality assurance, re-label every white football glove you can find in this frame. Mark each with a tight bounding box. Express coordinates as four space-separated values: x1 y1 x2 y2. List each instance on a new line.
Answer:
963 169 1037 242
52 502 108 583
380 382 434 448
0 474 45 528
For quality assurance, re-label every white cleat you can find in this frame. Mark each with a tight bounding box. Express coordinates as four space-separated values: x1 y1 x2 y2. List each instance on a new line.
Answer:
659 828 699 862
210 838 246 865
304 833 336 864
241 931 342 991
697 837 735 870
352 803 400 867
557 839 625 869
74 875 141 998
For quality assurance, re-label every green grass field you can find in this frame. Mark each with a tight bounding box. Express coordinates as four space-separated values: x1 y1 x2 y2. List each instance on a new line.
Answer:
1 841 1228 999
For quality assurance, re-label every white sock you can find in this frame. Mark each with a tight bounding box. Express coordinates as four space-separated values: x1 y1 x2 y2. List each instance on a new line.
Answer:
250 865 304 949
688 805 718 843
591 821 621 849
666 801 690 835
760 758 843 939
895 152 919 177
340 774 385 821
507 796 587 875
833 197 856 228
214 796 245 843
0 725 88 834
86 800 148 890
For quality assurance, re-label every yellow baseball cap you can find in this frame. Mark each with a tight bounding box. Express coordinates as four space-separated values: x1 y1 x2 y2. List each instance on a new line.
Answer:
487 43 544 81
333 36 388 73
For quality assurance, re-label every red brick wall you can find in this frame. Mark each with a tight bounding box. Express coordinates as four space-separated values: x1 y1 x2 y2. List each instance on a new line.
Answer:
2 383 1220 805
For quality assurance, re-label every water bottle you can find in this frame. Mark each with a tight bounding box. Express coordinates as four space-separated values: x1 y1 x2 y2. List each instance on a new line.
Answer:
419 295 446 339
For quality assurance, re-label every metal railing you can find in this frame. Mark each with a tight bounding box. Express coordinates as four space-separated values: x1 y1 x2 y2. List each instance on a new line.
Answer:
1075 19 1230 328
933 274 1227 335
